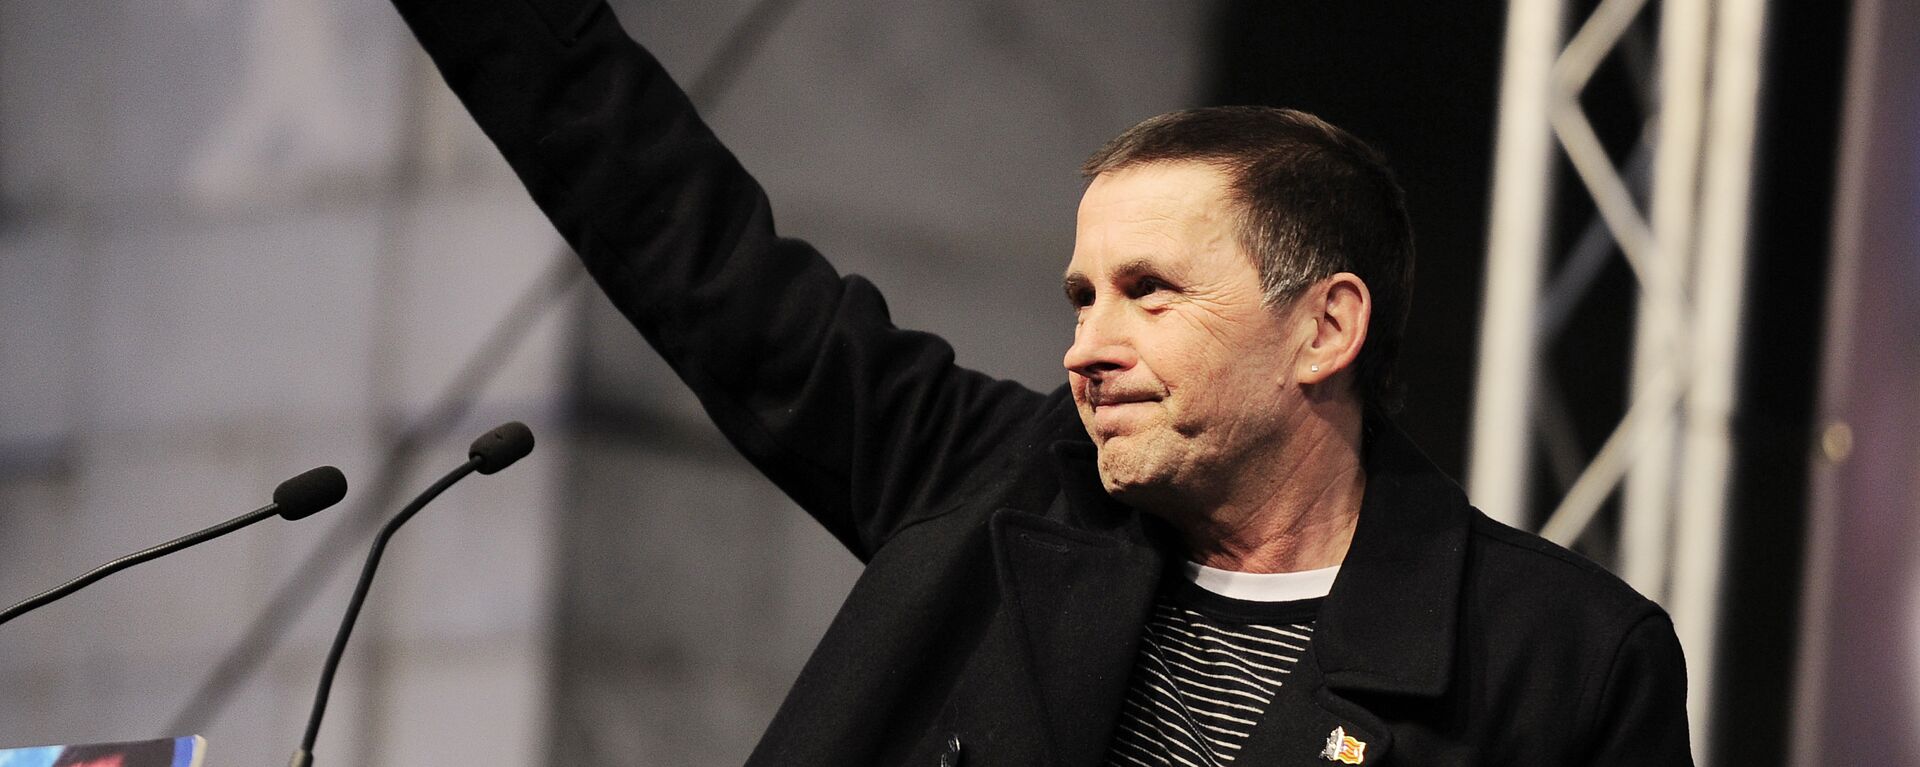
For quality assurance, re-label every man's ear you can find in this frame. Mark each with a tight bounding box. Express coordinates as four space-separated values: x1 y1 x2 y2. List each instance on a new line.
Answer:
1295 272 1371 386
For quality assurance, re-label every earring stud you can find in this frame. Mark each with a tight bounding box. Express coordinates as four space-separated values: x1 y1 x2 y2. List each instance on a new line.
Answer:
1310 364 1320 373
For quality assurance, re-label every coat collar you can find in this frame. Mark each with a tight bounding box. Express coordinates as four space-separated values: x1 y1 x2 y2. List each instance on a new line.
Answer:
1313 418 1468 699
1246 419 1472 764
983 440 1170 767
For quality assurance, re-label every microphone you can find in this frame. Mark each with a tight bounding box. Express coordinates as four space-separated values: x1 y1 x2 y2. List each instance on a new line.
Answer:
291 422 534 767
469 419 535 475
0 466 348 627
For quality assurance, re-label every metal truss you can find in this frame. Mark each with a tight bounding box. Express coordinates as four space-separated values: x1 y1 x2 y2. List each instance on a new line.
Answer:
1470 0 1770 762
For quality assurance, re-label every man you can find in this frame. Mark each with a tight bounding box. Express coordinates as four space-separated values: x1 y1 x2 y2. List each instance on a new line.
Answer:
1065 111 1404 579
386 0 1693 763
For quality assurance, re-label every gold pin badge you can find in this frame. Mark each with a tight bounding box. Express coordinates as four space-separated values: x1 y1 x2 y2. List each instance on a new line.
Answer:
1320 726 1367 764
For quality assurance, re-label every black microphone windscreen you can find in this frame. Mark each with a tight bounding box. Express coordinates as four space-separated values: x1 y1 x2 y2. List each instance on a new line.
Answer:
470 421 535 475
274 466 349 521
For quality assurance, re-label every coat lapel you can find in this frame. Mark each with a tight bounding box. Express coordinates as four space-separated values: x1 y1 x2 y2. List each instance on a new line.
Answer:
1242 421 1468 765
1237 647 1396 765
1225 421 1472 765
990 441 1165 767
1313 420 1468 699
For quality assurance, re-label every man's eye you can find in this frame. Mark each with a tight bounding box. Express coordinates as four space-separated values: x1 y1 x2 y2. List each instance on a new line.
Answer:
1129 278 1168 299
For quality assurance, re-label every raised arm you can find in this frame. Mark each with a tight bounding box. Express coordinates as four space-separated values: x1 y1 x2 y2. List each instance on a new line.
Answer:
386 0 1056 558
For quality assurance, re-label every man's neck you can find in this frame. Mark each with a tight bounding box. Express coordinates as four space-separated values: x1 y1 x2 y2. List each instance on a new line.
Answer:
1180 405 1367 575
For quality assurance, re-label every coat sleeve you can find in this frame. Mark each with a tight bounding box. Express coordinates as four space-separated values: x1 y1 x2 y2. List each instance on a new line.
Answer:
1582 611 1695 766
384 0 1055 559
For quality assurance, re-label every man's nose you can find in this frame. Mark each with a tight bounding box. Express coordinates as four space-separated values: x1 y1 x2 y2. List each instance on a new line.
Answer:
1063 303 1137 378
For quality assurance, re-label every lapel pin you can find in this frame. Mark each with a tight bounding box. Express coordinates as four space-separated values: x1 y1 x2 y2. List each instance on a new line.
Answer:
1320 726 1367 764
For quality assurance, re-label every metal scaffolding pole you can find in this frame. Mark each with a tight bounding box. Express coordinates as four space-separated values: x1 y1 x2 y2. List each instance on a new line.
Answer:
1672 2 1768 761
1470 0 1564 527
1473 0 1770 762
1623 0 1710 600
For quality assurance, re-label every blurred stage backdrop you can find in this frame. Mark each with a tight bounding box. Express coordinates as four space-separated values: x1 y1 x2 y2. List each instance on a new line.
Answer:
0 0 1909 765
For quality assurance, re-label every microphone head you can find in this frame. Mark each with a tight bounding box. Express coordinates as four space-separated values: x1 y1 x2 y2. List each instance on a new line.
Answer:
274 466 349 521
470 421 535 475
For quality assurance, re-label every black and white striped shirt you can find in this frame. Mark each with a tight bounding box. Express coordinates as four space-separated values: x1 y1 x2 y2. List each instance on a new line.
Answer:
1105 564 1335 767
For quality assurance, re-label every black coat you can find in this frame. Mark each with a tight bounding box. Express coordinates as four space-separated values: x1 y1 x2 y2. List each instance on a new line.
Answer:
386 0 1695 763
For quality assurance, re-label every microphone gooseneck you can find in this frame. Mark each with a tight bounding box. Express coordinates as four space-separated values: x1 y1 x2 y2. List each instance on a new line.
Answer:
293 422 534 767
0 466 348 628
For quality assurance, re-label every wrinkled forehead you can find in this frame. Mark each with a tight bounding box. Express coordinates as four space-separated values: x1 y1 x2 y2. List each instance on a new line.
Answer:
1076 162 1235 223
1069 163 1243 272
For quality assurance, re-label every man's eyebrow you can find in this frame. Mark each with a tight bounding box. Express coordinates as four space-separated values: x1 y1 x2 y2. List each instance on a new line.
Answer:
1063 258 1173 300
1110 257 1162 280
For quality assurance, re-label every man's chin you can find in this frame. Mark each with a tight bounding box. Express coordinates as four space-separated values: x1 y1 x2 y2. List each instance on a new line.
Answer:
1095 451 1175 504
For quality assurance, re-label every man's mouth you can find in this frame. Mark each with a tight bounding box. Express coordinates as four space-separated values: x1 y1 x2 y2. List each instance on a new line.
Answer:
1091 390 1160 409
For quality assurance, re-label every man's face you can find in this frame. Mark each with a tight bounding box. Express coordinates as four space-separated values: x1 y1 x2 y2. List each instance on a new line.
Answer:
1063 162 1309 512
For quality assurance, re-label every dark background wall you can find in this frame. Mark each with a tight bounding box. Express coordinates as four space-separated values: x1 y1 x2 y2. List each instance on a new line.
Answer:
1794 0 1920 761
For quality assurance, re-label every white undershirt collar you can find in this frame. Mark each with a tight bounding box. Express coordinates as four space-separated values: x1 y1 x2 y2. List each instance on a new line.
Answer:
1183 561 1340 602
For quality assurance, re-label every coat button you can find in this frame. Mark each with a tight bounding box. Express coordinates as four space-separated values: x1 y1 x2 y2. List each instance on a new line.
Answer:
939 733 962 767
